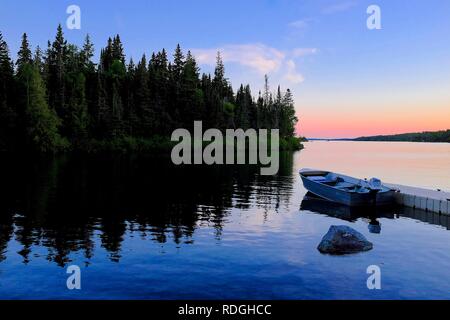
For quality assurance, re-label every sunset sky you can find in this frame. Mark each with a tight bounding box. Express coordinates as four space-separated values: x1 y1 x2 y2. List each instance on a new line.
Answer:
1 0 449 138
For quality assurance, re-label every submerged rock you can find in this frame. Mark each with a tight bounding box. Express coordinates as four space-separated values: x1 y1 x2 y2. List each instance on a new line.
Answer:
318 225 373 254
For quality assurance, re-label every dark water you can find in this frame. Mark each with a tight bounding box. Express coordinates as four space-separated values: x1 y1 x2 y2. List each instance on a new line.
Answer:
0 142 449 299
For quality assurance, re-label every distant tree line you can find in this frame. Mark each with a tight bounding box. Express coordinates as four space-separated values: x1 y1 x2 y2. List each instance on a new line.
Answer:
0 26 300 153
355 130 450 143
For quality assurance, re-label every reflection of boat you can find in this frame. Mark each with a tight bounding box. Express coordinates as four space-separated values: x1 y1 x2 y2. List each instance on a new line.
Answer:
300 192 398 234
300 192 396 221
301 192 450 231
299 168 395 206
368 220 381 234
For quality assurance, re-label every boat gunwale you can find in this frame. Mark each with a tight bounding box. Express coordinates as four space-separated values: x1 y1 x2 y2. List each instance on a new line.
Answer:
299 169 393 195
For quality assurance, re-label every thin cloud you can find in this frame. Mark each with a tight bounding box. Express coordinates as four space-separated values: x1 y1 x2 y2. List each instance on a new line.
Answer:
191 43 317 85
289 19 309 29
322 1 357 14
285 60 305 84
287 18 316 38
192 44 285 75
292 48 318 57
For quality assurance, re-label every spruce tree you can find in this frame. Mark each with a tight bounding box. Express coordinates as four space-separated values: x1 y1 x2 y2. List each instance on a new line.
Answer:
181 51 202 126
280 89 298 138
123 58 138 135
16 33 32 71
80 34 95 72
246 85 258 129
172 44 185 82
93 71 110 138
0 32 17 150
235 84 251 129
213 52 225 89
67 72 89 144
149 50 171 134
134 55 152 136
100 37 113 71
112 35 125 64
46 24 68 119
33 46 44 75
17 63 67 152
212 52 227 128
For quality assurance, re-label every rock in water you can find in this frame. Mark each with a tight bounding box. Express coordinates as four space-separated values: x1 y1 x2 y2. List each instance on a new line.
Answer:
318 225 373 254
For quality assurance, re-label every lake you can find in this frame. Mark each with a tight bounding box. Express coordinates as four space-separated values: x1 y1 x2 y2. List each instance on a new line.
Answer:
0 141 449 299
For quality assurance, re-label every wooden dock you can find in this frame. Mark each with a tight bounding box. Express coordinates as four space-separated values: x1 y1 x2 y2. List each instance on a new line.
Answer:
386 183 450 215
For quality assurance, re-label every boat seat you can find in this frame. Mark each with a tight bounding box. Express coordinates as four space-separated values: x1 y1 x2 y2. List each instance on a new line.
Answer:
309 175 338 184
335 182 356 189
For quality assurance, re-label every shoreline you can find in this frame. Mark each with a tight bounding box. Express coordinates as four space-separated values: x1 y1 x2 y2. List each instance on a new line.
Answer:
305 140 450 144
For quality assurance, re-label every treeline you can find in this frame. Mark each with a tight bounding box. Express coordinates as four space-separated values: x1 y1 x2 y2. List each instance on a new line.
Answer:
355 130 450 143
0 25 300 153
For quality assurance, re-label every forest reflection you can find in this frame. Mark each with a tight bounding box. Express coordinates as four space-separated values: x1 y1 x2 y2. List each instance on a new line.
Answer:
0 152 295 266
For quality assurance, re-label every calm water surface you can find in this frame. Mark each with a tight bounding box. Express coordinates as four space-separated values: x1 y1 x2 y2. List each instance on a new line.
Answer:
0 141 449 299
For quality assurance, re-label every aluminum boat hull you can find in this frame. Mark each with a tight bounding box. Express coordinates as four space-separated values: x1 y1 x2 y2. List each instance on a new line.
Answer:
300 169 395 207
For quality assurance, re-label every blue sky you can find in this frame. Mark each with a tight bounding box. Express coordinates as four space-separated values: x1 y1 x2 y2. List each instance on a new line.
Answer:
1 0 450 137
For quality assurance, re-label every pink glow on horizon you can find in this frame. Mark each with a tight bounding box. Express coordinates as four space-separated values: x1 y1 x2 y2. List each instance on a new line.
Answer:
295 111 450 139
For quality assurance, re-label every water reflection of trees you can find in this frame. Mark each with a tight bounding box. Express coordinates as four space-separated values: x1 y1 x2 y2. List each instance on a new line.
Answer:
0 152 295 266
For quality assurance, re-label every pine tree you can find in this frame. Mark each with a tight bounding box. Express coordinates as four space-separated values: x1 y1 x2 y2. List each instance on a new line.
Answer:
80 34 96 138
273 85 283 130
16 33 32 71
235 84 252 129
256 91 264 129
33 46 44 74
0 31 17 150
112 35 125 64
67 72 89 144
46 24 68 119
80 34 95 72
93 71 110 138
95 37 127 138
213 52 225 88
246 85 258 129
181 51 203 126
100 37 114 72
15 33 35 128
134 55 152 136
212 52 227 128
263 74 271 106
110 80 124 137
17 63 67 152
172 44 185 81
280 89 298 138
200 73 214 128
109 51 126 138
123 58 138 135
184 51 199 81
149 50 172 134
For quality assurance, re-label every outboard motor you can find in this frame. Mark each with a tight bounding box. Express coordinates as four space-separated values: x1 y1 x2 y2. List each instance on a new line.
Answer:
368 178 383 191
368 178 383 205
